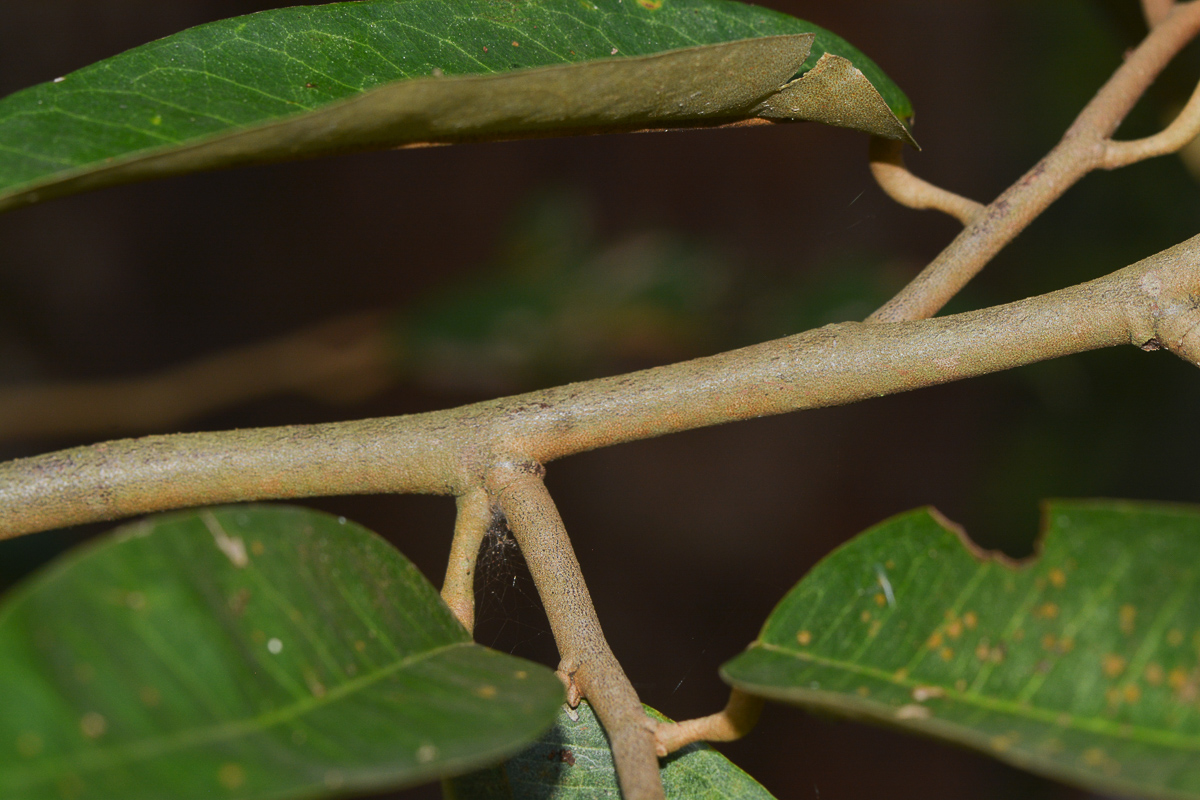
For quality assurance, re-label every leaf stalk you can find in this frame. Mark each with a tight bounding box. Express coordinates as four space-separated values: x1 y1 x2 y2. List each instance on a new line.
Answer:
868 137 983 226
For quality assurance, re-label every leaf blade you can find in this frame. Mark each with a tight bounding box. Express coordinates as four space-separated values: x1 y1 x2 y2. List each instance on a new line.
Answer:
722 502 1200 799
0 505 564 799
445 701 777 799
0 0 914 212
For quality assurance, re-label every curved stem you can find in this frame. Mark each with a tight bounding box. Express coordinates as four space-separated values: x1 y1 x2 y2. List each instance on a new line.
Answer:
654 688 764 756
441 488 492 632
868 137 983 226
3 234 1200 538
490 464 662 800
869 1 1200 323
1104 76 1200 167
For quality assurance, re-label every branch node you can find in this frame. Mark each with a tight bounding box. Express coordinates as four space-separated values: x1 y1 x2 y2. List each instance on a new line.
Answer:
556 662 585 708
1103 76 1200 169
485 459 547 496
1160 304 1200 365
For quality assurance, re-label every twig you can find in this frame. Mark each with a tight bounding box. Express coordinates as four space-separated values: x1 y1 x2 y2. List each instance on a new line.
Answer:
0 313 392 442
3 234 1200 539
1104 76 1200 167
1145 0 1176 28
490 463 662 800
868 137 983 226
869 1 1200 323
441 488 491 632
654 689 764 755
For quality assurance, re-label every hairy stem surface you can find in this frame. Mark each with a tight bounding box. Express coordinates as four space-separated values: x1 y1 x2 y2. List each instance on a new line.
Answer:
491 465 661 800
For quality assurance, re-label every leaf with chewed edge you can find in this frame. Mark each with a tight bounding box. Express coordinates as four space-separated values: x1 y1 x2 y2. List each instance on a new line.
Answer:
445 700 777 799
0 0 914 213
0 505 564 799
722 502 1200 799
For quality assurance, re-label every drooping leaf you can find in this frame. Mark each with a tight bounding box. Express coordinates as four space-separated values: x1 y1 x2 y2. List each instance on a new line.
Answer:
0 505 563 799
0 0 914 213
444 700 776 799
722 501 1200 799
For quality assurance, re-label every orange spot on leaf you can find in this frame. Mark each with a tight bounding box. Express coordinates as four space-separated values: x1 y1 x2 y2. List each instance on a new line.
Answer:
1119 605 1137 635
218 763 246 791
1145 663 1164 686
1102 654 1127 679
1035 602 1059 620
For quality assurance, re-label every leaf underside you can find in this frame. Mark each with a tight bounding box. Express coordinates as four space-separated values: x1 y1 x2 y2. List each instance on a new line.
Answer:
0 505 563 800
445 701 777 799
0 0 914 213
722 501 1200 799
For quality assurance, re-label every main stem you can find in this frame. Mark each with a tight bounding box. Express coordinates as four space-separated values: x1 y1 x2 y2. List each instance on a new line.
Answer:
3 236 1200 538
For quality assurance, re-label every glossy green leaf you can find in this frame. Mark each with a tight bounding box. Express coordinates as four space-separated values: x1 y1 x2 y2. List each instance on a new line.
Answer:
0 0 914 213
0 505 564 799
444 701 776 799
722 501 1200 799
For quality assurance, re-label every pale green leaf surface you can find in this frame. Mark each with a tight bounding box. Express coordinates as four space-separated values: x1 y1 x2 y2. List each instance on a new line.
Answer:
0 0 914 212
444 701 776 799
0 505 563 799
722 502 1200 799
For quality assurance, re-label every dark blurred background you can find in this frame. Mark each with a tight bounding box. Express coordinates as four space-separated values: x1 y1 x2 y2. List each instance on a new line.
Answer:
3 0 1200 797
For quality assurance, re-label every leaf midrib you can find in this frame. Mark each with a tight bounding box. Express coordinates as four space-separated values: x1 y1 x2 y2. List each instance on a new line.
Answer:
749 642 1200 750
5 640 474 790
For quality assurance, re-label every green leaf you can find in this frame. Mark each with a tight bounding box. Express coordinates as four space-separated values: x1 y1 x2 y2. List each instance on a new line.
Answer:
444 701 776 799
722 501 1200 799
0 505 564 799
0 0 914 213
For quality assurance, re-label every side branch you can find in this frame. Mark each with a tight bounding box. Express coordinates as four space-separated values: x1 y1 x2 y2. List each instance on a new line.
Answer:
3 235 1200 538
490 464 662 800
441 488 492 632
868 137 983 226
870 1 1200 323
